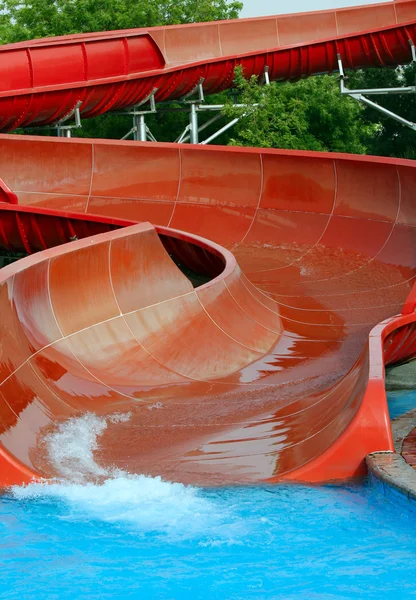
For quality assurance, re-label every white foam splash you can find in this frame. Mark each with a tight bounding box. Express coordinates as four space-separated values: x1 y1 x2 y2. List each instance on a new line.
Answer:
147 402 163 411
12 474 234 541
10 412 248 543
39 412 131 483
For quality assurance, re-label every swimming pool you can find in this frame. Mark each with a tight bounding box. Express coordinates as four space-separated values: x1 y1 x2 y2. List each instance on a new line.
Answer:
2 478 416 599
387 389 416 420
0 392 415 600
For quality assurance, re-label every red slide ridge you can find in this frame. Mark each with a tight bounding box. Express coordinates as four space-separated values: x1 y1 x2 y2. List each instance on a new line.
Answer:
0 1 415 486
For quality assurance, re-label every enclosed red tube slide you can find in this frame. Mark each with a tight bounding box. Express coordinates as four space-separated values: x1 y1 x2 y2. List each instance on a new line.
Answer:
0 1 415 487
1 0 416 130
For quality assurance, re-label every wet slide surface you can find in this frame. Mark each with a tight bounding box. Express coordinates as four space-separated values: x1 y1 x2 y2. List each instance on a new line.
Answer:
0 1 415 486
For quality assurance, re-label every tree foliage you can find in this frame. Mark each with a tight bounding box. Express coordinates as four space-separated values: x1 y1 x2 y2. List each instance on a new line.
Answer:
222 67 377 154
0 0 242 43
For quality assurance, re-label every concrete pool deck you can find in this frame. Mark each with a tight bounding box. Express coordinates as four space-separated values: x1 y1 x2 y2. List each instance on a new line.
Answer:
385 361 416 391
367 407 416 510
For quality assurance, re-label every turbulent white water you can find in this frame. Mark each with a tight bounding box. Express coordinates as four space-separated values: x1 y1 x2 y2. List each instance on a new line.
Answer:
39 412 131 483
10 412 247 542
12 474 238 541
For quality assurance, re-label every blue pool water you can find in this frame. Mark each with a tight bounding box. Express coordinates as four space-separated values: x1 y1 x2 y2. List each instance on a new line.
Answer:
0 398 415 600
387 389 416 420
2 478 416 599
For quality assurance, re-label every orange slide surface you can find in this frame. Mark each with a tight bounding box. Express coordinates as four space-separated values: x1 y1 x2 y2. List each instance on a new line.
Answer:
0 1 415 487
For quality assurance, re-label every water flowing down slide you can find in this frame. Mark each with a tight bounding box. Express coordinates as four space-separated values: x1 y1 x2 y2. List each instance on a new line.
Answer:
0 1 415 486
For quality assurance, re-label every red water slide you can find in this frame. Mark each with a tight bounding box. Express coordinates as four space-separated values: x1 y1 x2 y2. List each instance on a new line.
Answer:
0 1 415 486
1 0 416 130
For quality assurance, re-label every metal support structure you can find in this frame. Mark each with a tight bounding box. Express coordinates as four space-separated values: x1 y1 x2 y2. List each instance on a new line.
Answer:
411 39 416 63
136 114 147 141
173 74 260 145
180 79 205 144
25 74 264 145
189 103 199 144
349 93 416 131
176 125 191 144
182 78 205 104
337 53 416 95
55 101 82 137
174 73 264 143
173 101 258 145
178 113 223 144
337 43 416 132
200 116 244 145
43 73 263 145
119 88 158 142
263 65 270 86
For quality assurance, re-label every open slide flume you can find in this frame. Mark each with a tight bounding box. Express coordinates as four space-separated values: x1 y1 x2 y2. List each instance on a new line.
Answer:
0 0 415 487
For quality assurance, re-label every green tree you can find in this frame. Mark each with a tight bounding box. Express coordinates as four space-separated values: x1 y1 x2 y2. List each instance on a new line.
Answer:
0 0 242 43
222 67 376 154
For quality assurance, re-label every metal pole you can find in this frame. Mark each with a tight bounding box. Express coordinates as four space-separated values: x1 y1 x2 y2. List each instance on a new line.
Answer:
200 116 242 145
138 114 147 141
133 115 139 141
156 104 255 113
190 103 199 144
410 39 416 63
176 125 191 143
121 128 135 140
351 93 416 131
342 86 416 95
66 130 72 138
181 113 223 143
146 128 158 143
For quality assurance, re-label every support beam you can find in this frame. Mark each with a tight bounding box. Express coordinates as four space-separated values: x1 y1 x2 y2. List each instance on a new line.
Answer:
55 101 82 137
118 88 158 142
180 113 223 144
133 114 147 141
200 116 244 145
182 78 205 103
337 50 416 133
189 103 199 144
410 39 416 63
350 93 416 131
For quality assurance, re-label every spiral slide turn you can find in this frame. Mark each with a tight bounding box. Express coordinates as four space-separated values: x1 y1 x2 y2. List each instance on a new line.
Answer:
0 1 415 486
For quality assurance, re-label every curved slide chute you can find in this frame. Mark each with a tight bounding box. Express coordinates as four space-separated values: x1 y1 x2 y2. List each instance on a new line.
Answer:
0 1 415 486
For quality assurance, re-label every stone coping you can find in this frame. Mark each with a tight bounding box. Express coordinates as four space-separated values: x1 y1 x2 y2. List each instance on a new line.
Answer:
366 452 416 502
366 407 416 503
391 408 416 454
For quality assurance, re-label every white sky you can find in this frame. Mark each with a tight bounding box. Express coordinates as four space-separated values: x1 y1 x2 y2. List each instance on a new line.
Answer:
240 0 391 18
